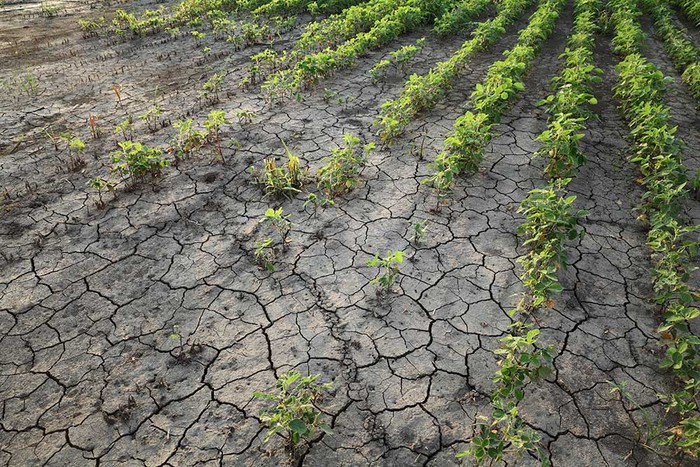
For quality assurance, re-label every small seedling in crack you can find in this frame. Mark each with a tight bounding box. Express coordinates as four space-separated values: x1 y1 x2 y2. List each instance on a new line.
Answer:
253 371 333 447
44 127 60 150
322 88 338 103
199 71 224 105
410 131 428 160
236 108 256 124
338 94 355 110
607 380 666 457
203 110 230 163
411 220 428 245
368 250 404 292
87 176 116 207
20 69 40 96
168 324 185 357
67 136 86 171
263 207 292 249
303 193 334 216
139 104 164 132
254 238 275 272
114 117 133 143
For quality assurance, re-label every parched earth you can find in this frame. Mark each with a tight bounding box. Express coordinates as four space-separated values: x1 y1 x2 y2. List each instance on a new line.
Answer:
1 0 699 465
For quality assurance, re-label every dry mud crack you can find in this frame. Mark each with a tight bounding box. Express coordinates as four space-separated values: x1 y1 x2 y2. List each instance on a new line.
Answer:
1 0 699 465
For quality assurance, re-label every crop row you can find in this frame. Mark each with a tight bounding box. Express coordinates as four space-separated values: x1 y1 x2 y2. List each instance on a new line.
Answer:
611 0 700 457
374 0 537 141
423 0 566 209
671 0 700 26
258 0 483 98
461 1 599 465
640 0 700 101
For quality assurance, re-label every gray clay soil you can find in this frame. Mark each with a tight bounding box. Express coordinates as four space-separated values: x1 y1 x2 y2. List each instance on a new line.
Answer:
1 0 700 465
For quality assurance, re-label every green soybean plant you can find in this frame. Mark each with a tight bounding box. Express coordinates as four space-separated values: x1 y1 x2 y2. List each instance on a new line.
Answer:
203 110 230 163
253 371 333 446
254 238 275 272
317 132 375 197
368 250 404 292
263 207 292 249
110 141 169 184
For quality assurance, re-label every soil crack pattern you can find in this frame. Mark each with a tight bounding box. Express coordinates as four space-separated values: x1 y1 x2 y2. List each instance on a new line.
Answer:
1 0 699 465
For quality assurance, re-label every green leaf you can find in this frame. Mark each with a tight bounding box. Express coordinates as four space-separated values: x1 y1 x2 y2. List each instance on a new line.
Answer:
289 419 307 434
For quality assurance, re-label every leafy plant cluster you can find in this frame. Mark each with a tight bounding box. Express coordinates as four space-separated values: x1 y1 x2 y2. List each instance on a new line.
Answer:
462 2 598 464
249 131 373 203
86 104 234 205
460 325 554 466
369 37 426 81
253 371 333 446
249 138 309 199
262 1 432 97
611 0 700 457
434 0 493 35
639 0 700 101
423 0 566 207
374 0 534 142
251 0 360 18
535 0 601 179
671 0 700 27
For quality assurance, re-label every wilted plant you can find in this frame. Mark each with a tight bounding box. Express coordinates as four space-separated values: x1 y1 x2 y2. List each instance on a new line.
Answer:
88 113 101 139
251 145 306 199
112 83 123 108
253 371 333 446
368 250 404 292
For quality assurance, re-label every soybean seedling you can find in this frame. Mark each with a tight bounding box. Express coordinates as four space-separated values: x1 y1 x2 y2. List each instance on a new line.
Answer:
254 238 275 272
262 207 292 249
303 193 335 216
87 176 116 207
368 250 404 292
203 110 230 163
411 220 428 245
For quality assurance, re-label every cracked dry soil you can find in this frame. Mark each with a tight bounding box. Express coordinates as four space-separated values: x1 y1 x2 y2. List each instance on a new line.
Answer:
1 0 700 465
